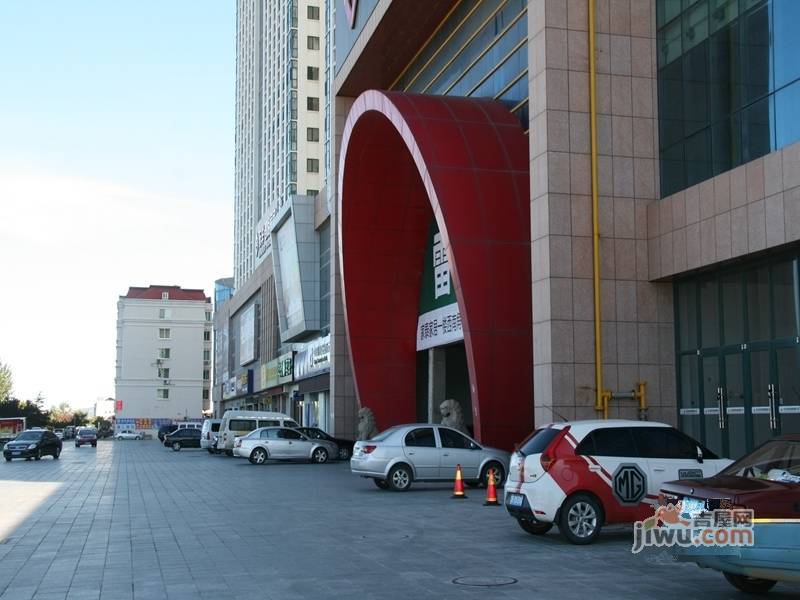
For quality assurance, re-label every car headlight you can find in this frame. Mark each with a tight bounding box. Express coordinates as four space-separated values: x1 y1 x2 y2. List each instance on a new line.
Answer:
27 444 37 449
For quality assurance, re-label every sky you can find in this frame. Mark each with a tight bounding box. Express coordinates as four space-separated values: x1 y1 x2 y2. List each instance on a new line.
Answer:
0 1 235 410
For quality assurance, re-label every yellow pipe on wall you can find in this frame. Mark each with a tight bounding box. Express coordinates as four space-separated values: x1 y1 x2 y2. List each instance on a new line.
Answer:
588 0 604 414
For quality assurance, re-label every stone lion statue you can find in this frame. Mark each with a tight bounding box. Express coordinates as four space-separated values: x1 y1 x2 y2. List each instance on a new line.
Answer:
439 399 468 434
357 406 379 440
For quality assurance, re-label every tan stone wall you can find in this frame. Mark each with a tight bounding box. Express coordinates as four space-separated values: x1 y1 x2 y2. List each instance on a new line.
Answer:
529 0 676 426
649 141 800 279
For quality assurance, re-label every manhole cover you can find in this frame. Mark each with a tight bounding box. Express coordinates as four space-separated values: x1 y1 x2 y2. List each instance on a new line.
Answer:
452 576 518 587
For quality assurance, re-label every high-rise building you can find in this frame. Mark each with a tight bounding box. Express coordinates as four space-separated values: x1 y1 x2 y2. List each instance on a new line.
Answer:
114 285 212 435
329 0 800 456
219 1 334 430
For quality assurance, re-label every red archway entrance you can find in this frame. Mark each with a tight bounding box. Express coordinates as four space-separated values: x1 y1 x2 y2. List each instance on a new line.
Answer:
338 90 533 449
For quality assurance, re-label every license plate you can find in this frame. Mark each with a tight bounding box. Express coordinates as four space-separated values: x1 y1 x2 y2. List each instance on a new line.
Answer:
11 452 20 456
681 497 706 518
507 493 524 507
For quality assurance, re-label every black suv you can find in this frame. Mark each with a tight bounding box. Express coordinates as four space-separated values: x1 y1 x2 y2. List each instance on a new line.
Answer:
164 428 201 451
4 430 62 461
158 424 178 442
75 427 98 447
295 427 355 460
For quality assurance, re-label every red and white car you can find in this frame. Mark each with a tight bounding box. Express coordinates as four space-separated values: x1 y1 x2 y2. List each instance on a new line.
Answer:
504 420 732 544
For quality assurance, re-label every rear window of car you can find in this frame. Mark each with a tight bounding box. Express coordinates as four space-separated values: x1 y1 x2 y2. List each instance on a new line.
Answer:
80 429 97 435
211 423 221 432
519 427 561 456
229 419 257 432
258 420 280 428
371 427 399 442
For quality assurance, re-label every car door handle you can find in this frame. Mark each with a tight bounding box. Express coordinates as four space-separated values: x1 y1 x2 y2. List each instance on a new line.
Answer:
407 451 415 455
442 453 449 457
653 468 665 472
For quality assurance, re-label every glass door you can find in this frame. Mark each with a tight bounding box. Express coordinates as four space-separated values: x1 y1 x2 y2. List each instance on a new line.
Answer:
749 347 774 449
775 344 800 436
701 354 724 456
723 352 747 459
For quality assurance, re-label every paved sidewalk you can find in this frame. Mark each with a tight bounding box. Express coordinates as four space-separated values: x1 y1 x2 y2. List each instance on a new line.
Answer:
0 441 797 600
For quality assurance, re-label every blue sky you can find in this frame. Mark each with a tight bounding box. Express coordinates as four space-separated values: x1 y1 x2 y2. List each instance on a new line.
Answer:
0 1 235 408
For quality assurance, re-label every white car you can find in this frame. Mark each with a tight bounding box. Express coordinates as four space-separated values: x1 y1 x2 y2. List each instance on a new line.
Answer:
115 430 142 440
504 420 733 544
54 429 64 440
233 426 338 464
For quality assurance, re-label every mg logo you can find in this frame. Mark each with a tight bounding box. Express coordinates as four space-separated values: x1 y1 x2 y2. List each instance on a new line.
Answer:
612 463 647 506
343 0 358 28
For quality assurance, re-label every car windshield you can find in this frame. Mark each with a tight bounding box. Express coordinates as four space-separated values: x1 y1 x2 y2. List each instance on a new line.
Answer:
15 431 42 441
721 440 800 482
370 427 400 442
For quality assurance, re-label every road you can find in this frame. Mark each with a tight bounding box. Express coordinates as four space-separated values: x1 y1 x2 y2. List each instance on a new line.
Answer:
0 441 797 599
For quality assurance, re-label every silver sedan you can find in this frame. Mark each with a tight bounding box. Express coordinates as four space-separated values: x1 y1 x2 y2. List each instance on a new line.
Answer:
233 426 338 465
350 424 510 491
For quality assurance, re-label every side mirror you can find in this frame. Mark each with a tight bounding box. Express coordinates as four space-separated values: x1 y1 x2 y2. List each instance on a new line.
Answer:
696 446 704 464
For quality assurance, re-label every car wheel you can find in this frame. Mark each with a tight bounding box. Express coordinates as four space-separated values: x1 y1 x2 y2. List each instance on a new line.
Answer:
517 519 553 536
171 442 182 452
481 462 505 488
53 448 60 459
337 446 351 460
4 456 10 462
373 479 389 490
207 449 214 454
559 493 603 545
35 449 42 461
388 464 412 491
723 572 777 593
312 447 329 464
135 436 141 440
249 448 268 465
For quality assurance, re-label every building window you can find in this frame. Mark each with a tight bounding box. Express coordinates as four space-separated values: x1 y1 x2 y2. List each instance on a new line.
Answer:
307 158 319 173
202 389 210 400
307 189 319 196
161 292 169 300
307 36 320 50
307 66 319 81
203 369 210 381
204 331 211 342
307 127 319 142
158 348 170 359
319 221 330 334
307 97 319 111
158 368 170 379
159 308 171 319
203 349 211 361
307 5 319 19
158 328 171 339
205 311 211 322
157 389 169 400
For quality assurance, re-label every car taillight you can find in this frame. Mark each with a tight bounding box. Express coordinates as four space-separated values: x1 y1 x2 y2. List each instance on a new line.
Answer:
540 453 554 472
235 439 241 448
362 445 377 454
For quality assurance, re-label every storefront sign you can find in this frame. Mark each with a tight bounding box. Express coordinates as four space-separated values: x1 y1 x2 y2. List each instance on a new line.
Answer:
223 377 237 399
262 360 279 389
277 352 294 384
239 304 257 366
416 222 463 351
236 371 253 395
115 400 123 412
294 335 331 380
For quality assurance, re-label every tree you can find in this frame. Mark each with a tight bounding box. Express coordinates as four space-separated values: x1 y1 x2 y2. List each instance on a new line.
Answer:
0 395 49 429
0 360 12 402
48 402 74 428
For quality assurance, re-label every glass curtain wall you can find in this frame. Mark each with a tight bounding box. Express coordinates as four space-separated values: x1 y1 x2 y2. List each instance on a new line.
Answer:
657 0 800 197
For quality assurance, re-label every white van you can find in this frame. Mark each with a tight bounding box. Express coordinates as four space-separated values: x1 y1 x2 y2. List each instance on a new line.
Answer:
217 410 299 455
201 419 222 452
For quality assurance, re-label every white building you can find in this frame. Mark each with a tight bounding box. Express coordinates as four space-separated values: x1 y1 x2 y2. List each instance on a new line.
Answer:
114 285 212 435
234 0 327 288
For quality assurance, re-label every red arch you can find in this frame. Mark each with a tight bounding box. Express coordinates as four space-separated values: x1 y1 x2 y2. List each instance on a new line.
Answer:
337 90 533 449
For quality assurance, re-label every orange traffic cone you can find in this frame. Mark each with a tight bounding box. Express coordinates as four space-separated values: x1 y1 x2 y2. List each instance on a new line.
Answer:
484 468 499 506
452 464 467 499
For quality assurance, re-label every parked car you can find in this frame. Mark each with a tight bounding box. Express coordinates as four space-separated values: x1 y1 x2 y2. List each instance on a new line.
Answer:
295 427 355 460
164 428 201 451
217 411 299 455
660 435 800 593
158 424 178 442
63 426 75 440
75 427 98 448
503 420 731 544
115 430 142 440
201 419 222 453
350 424 510 492
53 429 64 440
3 429 62 461
233 427 338 464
